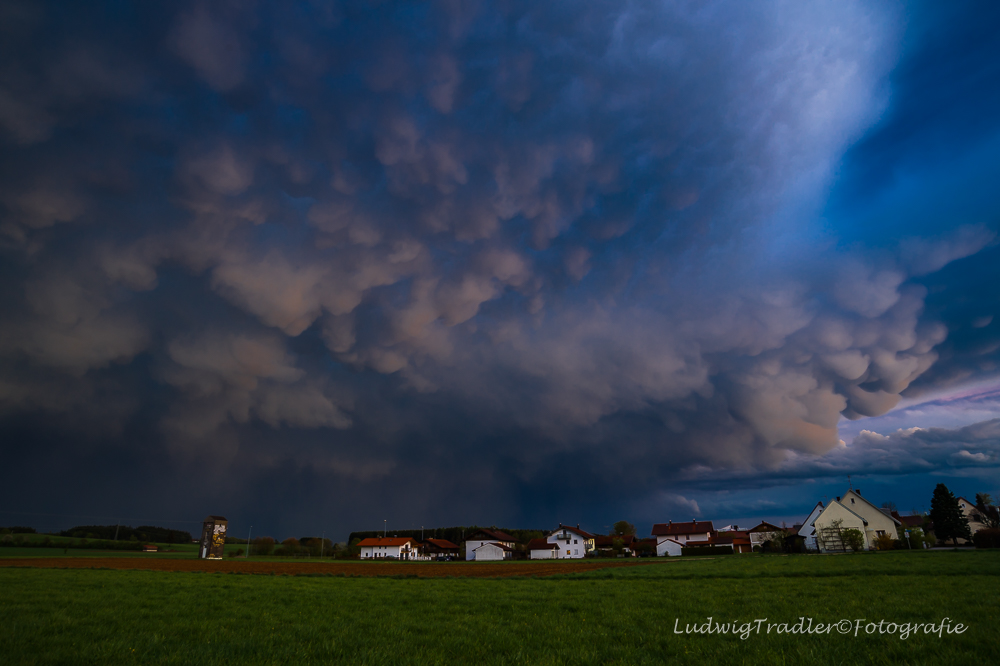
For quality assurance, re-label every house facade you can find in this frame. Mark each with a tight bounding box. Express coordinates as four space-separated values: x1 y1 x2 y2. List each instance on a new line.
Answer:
465 529 517 560
747 522 783 549
812 500 869 553
528 538 560 559
839 489 901 542
957 497 989 543
651 520 714 556
543 524 596 559
656 538 684 557
472 542 512 561
421 538 460 560
358 537 419 560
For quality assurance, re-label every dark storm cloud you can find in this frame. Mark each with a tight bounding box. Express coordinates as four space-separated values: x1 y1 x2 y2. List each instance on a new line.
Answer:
1 0 999 536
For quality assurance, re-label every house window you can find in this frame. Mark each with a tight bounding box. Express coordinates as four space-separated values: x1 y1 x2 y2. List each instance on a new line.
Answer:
566 550 570 555
574 539 578 544
574 549 578 555
876 530 885 537
850 499 855 504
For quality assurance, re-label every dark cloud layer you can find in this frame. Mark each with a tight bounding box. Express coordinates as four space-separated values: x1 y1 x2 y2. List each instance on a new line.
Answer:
1 1 999 537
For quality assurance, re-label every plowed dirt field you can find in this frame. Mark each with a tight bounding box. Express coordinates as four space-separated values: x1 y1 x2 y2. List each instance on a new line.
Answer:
0 557 655 578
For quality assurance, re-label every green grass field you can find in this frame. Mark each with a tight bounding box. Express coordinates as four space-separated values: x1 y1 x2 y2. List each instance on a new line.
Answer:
1 550 997 665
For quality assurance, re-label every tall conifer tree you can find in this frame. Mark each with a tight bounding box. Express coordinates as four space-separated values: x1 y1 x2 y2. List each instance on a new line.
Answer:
930 483 972 546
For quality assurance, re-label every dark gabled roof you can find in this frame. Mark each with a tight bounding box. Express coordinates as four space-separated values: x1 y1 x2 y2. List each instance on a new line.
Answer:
747 521 782 533
891 512 924 528
550 524 596 539
467 528 517 543
423 538 459 549
651 521 714 536
527 538 560 550
474 541 512 551
205 515 227 521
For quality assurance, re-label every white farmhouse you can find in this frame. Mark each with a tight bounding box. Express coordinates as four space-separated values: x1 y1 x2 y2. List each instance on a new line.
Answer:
358 537 419 560
542 524 596 559
656 538 684 557
464 529 518 561
651 520 714 556
811 501 869 552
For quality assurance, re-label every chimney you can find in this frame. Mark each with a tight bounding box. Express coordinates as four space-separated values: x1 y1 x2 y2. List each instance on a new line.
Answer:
576 523 580 529
836 496 841 502
856 489 862 495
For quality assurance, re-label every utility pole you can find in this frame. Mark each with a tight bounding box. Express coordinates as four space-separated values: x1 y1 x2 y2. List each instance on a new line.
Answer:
246 525 252 558
384 519 386 538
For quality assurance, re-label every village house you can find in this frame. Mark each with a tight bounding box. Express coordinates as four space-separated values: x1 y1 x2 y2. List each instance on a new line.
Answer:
707 531 753 553
811 500 869 552
420 538 460 560
957 497 989 543
472 541 512 561
542 524 596 559
810 489 901 552
464 529 518 561
358 537 419 560
652 520 713 556
747 522 783 550
527 538 560 559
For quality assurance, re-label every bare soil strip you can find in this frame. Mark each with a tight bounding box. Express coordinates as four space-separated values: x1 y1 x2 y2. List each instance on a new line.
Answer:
0 557 654 578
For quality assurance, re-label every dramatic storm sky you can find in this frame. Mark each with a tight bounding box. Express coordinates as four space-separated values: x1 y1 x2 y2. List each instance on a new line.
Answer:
2 1 998 540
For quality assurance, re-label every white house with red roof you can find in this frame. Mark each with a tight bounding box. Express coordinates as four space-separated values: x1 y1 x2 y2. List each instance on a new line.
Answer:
358 537 419 560
651 520 714 557
540 524 596 559
465 528 518 561
472 541 513 561
527 538 560 559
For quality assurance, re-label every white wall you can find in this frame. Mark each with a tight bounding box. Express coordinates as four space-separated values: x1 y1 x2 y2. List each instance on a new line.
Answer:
656 538 683 557
473 543 506 561
546 529 587 559
530 548 556 559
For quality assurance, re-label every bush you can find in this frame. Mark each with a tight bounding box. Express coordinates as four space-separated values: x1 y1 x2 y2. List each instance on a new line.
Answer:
842 529 865 552
251 537 275 556
228 548 244 557
972 528 1000 549
873 533 895 551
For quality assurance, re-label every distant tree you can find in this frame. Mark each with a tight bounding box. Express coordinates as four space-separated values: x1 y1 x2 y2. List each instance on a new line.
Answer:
841 529 865 553
975 493 1000 529
930 483 972 546
612 521 636 536
881 501 897 513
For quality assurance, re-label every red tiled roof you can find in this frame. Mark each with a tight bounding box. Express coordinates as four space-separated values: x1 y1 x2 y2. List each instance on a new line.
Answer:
891 512 924 528
528 538 559 550
468 529 517 543
551 524 596 539
651 521 714 536
423 538 458 549
357 537 417 547
474 541 512 551
747 522 782 533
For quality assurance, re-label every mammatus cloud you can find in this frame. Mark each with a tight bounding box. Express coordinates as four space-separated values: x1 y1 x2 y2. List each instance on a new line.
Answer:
0 1 999 533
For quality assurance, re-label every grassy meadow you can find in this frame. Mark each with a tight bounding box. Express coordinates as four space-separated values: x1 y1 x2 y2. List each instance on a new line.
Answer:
1 550 997 665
